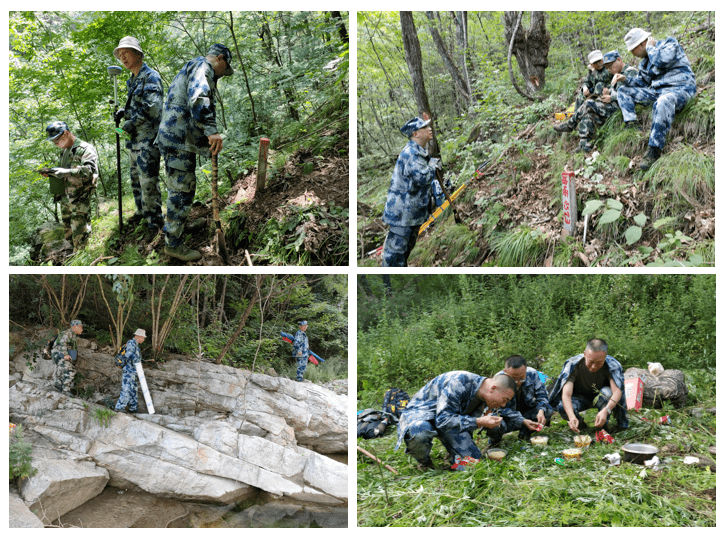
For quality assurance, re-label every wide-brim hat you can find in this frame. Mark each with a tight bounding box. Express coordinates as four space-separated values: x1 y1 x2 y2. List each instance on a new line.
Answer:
400 117 431 138
603 50 621 64
134 328 147 338
624 28 651 51
46 121 69 141
207 44 234 76
113 36 144 60
588 50 604 64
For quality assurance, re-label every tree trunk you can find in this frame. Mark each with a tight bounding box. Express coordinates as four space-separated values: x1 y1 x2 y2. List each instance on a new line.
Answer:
400 11 439 157
217 275 267 365
425 12 470 109
503 11 550 96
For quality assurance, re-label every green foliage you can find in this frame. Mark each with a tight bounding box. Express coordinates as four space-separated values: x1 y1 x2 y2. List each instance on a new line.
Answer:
91 407 115 427
9 424 38 481
491 226 547 266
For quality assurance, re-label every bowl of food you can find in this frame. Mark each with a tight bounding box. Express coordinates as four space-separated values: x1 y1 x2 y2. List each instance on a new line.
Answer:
574 435 591 449
487 448 507 461
562 448 582 460
621 443 659 465
531 436 549 446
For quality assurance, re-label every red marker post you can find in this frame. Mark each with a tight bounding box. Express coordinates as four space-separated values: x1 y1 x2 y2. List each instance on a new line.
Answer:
256 137 270 192
561 170 577 236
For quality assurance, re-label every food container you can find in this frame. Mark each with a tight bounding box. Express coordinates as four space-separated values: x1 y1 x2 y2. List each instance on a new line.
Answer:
531 436 549 446
621 443 659 465
562 448 582 460
487 449 507 461
574 435 591 449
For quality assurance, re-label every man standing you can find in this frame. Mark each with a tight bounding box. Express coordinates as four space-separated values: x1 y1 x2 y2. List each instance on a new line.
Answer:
51 319 83 394
41 122 98 251
115 328 147 414
113 36 165 235
381 117 441 267
614 28 697 170
549 338 628 433
156 44 234 261
292 321 310 382
553 50 614 152
395 371 516 470
487 355 553 445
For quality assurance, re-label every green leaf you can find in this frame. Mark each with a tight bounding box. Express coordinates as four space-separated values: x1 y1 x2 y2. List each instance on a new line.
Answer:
689 254 704 266
633 213 648 227
653 216 678 230
624 225 642 245
606 198 623 210
582 200 603 215
598 209 621 226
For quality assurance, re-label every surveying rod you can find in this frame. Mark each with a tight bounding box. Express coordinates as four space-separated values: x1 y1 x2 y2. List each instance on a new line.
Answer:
108 65 124 234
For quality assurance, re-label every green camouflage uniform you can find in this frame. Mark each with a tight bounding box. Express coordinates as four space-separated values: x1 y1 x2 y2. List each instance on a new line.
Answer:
55 139 99 250
51 328 78 393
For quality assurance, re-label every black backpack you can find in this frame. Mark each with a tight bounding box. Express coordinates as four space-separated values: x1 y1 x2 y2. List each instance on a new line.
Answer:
114 343 128 368
382 388 410 418
357 409 393 439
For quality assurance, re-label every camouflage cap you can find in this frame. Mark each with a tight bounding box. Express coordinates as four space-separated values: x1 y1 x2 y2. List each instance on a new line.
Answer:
603 50 621 64
207 44 234 76
624 28 651 51
400 117 431 138
46 121 69 141
299 320 308 326
113 36 144 60
71 319 83 327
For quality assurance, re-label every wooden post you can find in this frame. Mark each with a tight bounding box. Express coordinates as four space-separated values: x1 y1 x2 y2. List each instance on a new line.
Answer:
561 170 577 236
256 137 270 192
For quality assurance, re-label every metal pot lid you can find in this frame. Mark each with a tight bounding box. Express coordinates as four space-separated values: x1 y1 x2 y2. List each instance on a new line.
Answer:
622 443 659 454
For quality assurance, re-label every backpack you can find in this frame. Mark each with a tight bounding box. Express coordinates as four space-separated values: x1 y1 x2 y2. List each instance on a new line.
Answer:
357 409 393 439
382 388 410 419
41 333 59 360
114 343 128 368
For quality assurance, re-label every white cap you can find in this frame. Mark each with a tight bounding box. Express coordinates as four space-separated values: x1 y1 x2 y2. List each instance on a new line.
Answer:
624 28 651 51
134 328 147 338
588 50 603 64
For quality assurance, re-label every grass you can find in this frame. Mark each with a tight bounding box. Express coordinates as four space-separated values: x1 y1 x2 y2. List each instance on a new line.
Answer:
413 224 480 267
357 373 716 527
490 225 547 267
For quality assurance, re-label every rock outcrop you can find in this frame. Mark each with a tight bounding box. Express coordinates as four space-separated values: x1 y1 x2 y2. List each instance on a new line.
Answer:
10 342 348 524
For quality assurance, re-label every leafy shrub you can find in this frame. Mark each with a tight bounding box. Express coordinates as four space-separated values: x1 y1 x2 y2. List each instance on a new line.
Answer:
9 423 37 481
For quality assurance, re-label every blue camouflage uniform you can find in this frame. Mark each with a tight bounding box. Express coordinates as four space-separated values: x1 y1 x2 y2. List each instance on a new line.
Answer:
381 140 437 267
115 337 143 412
617 37 697 149
395 371 488 466
548 353 629 430
292 326 310 381
487 367 553 442
123 63 164 229
156 49 227 248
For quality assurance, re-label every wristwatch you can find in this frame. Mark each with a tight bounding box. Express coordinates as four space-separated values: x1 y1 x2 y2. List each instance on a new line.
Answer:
606 406 612 415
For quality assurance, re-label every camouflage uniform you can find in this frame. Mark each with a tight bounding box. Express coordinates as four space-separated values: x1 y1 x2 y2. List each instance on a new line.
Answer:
123 63 165 229
617 37 697 149
548 353 629 430
115 337 143 412
487 367 553 443
395 371 488 466
570 65 640 150
51 326 78 393
381 140 437 267
55 138 99 250
574 66 614 110
156 55 221 248
292 327 310 381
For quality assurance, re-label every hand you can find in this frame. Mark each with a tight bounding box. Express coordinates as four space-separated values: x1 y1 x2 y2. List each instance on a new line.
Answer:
429 157 442 171
476 415 502 429
64 355 72 361
567 416 580 433
536 410 547 426
582 87 590 98
600 94 611 104
612 73 626 85
208 133 223 155
594 408 608 428
114 109 125 122
523 419 539 431
602 87 610 96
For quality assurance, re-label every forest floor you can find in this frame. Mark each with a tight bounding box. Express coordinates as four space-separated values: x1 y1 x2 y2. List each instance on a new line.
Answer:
36 131 349 267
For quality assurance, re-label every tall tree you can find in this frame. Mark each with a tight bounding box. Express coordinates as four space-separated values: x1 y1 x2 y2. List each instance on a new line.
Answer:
424 11 471 110
399 11 439 156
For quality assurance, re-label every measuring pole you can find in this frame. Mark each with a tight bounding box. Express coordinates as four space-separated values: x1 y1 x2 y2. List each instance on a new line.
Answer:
561 170 577 236
108 66 124 234
256 137 270 192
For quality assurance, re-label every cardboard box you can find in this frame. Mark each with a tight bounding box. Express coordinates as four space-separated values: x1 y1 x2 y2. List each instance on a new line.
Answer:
624 377 644 410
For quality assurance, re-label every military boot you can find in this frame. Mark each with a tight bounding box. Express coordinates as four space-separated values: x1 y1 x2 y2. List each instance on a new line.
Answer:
575 140 594 154
639 146 661 171
553 122 574 133
624 121 642 132
165 243 202 262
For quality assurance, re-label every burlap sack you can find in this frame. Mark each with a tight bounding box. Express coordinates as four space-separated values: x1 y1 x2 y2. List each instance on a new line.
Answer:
624 367 688 408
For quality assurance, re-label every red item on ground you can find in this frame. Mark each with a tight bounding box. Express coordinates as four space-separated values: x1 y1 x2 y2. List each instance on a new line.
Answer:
595 430 614 444
624 377 644 410
451 455 479 471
